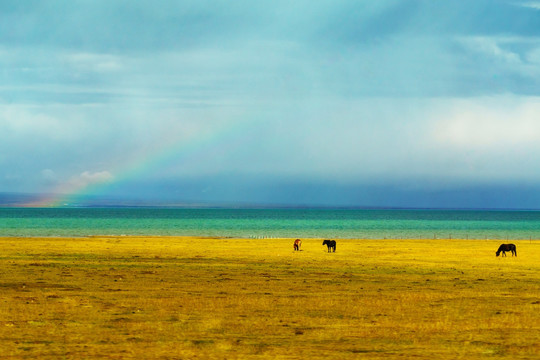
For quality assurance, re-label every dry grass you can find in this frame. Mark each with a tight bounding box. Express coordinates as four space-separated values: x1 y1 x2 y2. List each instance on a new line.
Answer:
1 236 539 359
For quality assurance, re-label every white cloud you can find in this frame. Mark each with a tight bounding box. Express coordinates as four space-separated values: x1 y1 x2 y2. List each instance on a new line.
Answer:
0 105 86 141
517 2 540 10
62 52 123 73
455 35 540 84
64 171 114 193
431 96 540 149
458 36 522 65
524 45 540 66
41 169 58 183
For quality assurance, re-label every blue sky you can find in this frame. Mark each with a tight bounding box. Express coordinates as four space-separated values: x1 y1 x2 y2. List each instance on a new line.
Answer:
2 0 540 208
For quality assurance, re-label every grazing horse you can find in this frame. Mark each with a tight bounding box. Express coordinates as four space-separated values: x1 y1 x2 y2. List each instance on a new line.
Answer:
322 239 336 252
293 239 302 251
496 243 517 257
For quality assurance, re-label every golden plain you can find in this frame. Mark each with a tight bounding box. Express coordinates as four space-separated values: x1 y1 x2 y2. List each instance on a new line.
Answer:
1 236 539 359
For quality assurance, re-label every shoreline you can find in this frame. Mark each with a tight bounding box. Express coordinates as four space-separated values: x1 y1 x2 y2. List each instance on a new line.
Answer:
2 235 538 241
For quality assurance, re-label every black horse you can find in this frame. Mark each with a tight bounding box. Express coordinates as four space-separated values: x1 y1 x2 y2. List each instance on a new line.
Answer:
322 239 336 252
496 243 517 257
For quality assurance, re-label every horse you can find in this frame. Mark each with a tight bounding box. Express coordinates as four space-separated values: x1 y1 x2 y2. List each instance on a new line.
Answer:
293 239 302 251
322 239 336 252
496 243 517 257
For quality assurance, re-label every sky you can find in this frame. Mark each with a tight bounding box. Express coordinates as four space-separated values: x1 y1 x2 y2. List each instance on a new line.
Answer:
2 0 540 208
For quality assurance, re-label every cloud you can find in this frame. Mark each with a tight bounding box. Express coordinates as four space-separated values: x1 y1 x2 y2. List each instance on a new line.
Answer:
63 171 114 193
0 104 86 174
431 96 540 149
517 1 540 10
423 96 540 183
459 36 522 65
62 52 123 73
3 1 540 207
41 169 58 183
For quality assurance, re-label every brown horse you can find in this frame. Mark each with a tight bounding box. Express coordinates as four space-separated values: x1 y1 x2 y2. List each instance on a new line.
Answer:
293 239 302 251
496 243 517 257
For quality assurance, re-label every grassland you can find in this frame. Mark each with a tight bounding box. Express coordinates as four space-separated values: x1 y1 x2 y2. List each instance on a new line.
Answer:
1 236 539 359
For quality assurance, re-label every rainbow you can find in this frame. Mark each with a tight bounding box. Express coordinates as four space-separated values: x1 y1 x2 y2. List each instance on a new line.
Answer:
24 118 258 207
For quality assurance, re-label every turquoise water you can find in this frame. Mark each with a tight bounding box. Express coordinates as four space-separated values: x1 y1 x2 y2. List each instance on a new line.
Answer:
2 208 540 239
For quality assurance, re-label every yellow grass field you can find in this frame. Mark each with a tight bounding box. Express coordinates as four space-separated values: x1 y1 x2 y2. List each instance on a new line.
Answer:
1 236 539 359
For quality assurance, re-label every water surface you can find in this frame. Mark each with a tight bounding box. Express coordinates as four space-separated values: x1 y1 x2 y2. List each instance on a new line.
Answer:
2 208 540 239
